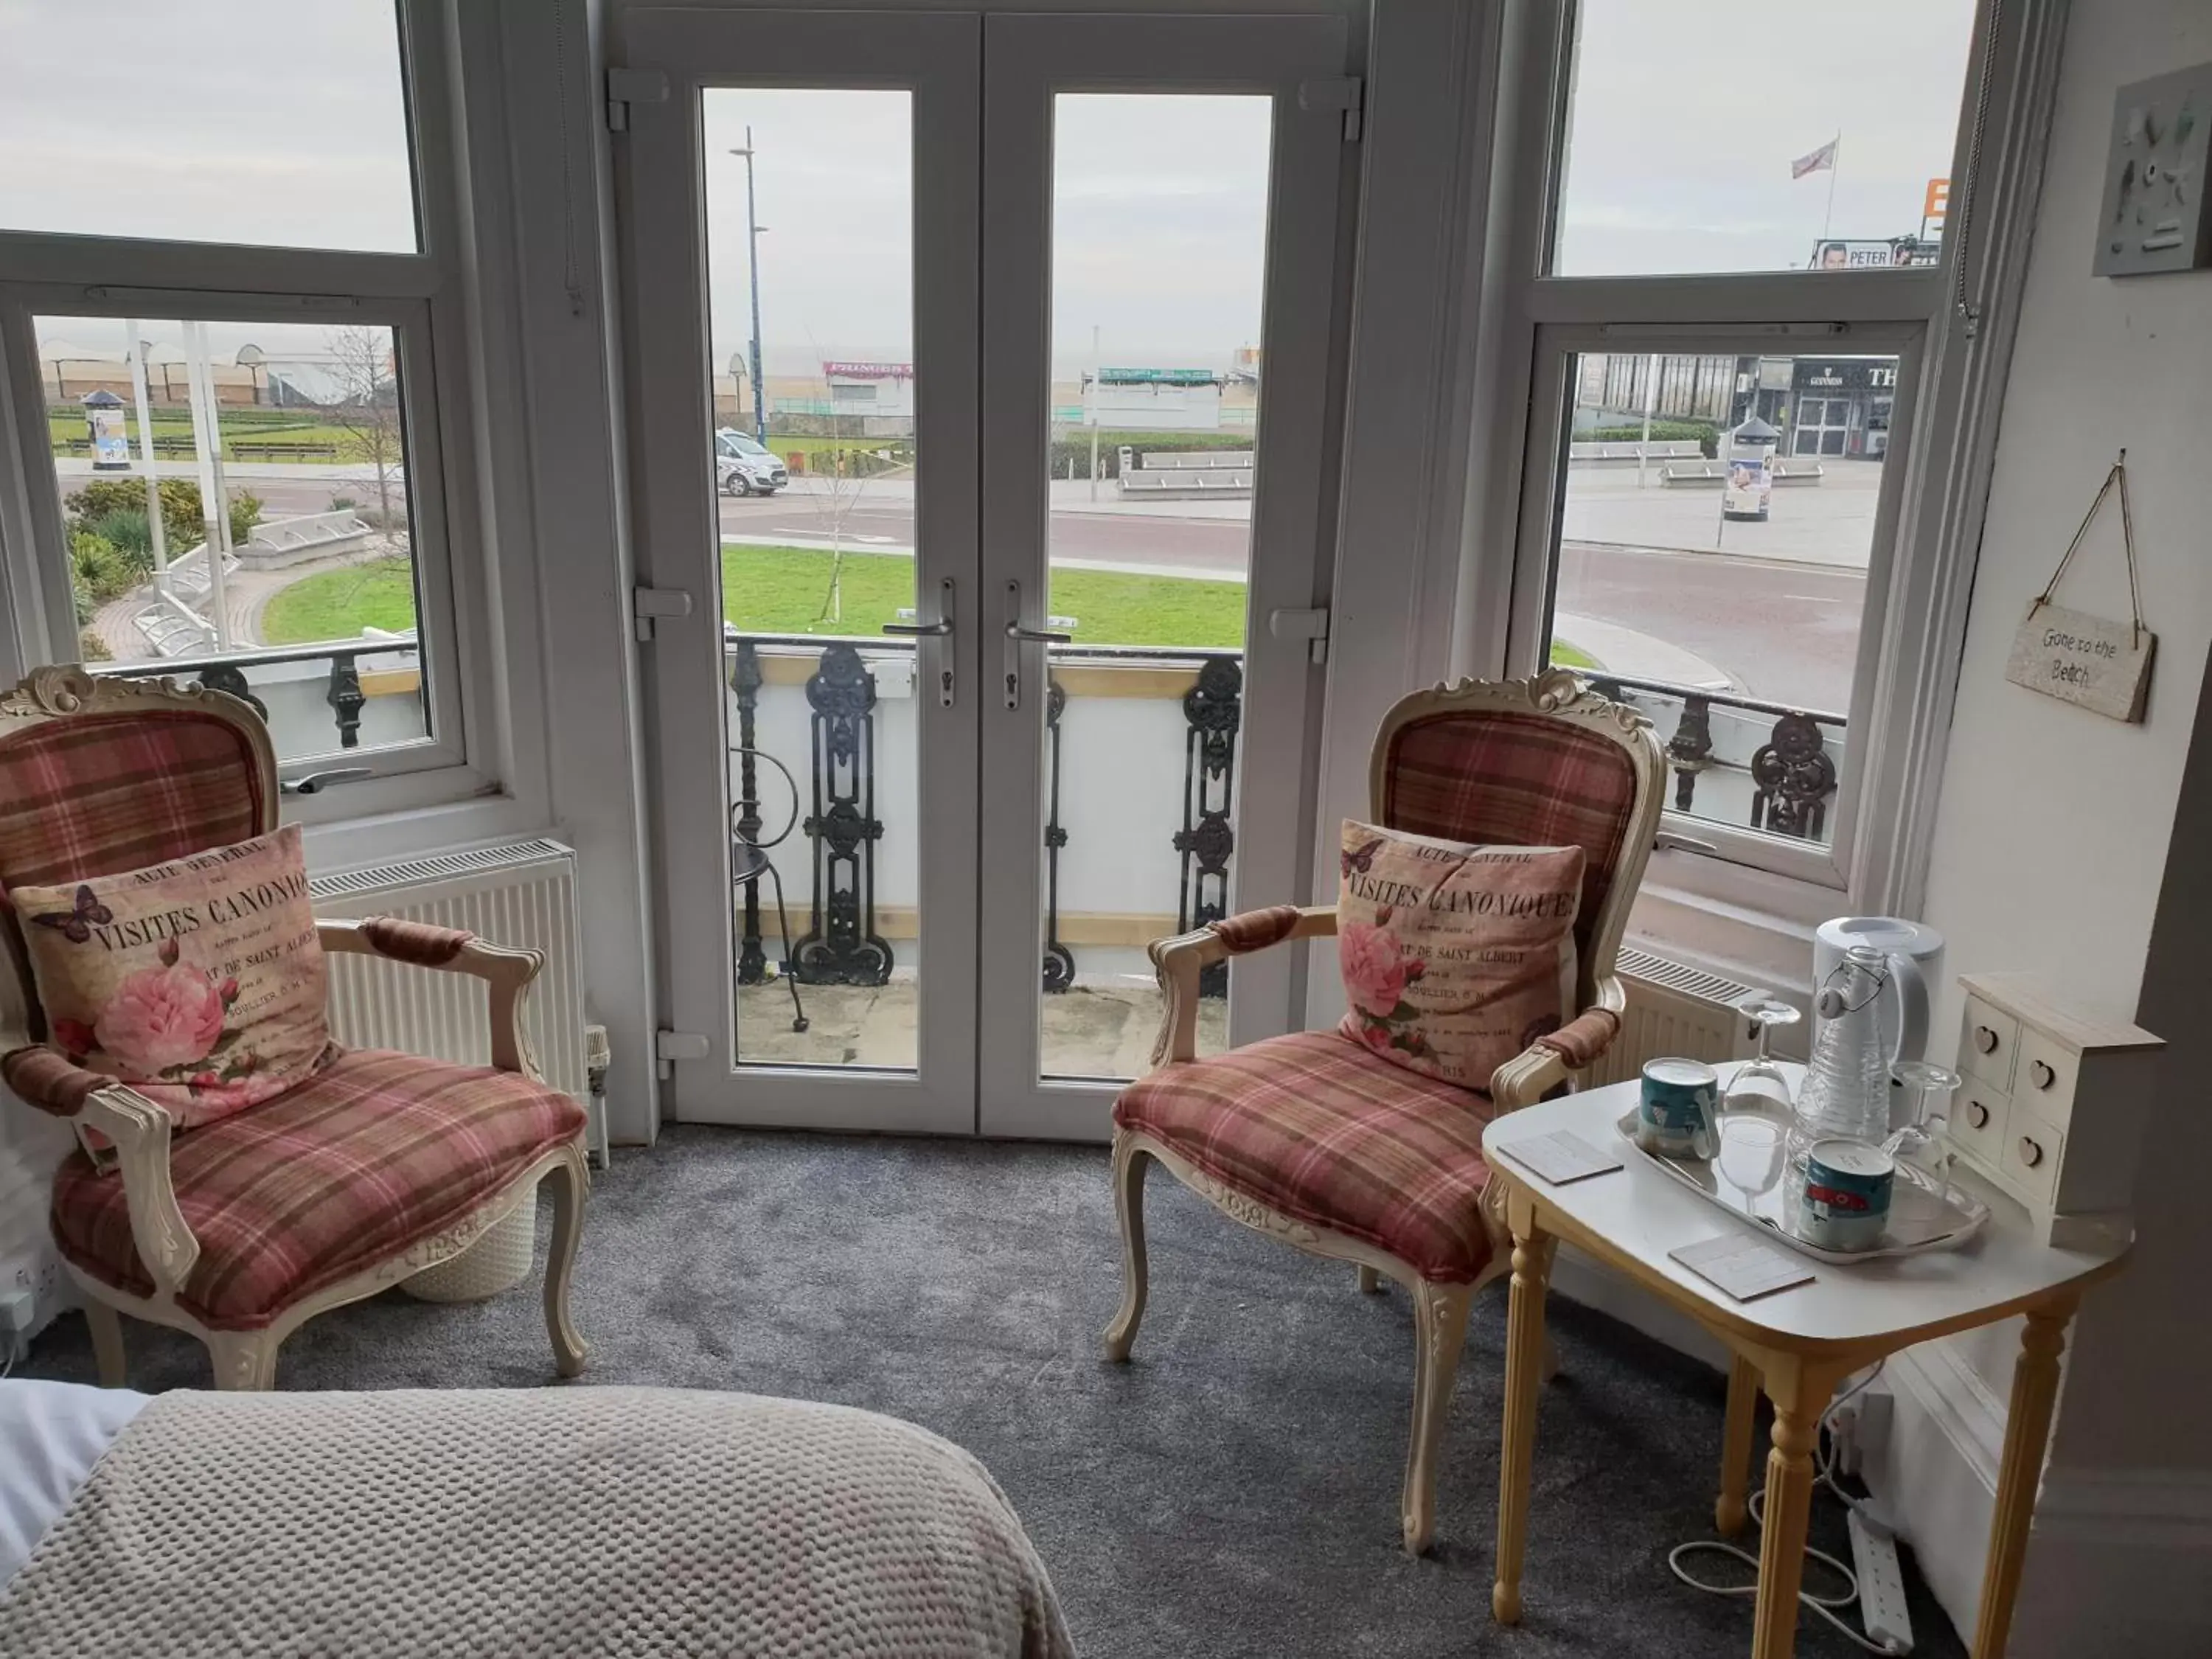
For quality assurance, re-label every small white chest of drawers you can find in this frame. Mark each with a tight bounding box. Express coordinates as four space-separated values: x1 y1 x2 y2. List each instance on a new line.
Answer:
1949 973 2163 1247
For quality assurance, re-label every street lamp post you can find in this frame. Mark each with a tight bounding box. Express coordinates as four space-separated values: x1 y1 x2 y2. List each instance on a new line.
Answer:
730 131 768 446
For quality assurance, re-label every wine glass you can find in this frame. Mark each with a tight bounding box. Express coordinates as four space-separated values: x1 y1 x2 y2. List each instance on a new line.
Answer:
1887 1060 1962 1223
1717 1114 1787 1218
1723 994 1801 1119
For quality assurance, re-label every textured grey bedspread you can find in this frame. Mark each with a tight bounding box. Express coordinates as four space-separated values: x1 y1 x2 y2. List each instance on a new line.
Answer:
0 1385 1074 1658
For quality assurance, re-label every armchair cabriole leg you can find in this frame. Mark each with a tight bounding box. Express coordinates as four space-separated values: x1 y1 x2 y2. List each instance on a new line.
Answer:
205 1331 279 1391
543 1141 590 1378
1104 1131 1150 1362
1402 1279 1474 1555
83 1301 126 1388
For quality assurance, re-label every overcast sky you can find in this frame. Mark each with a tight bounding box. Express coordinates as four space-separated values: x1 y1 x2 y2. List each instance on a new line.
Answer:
1557 0 1975 275
7 0 1975 369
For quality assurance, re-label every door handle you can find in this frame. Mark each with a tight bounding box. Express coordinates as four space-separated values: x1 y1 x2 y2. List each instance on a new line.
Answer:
1000 580 1070 710
882 577 954 707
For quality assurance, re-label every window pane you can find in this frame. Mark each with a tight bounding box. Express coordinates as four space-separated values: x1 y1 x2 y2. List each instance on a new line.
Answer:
1545 352 1902 847
1551 0 1974 276
1037 92 1273 1079
0 1 417 252
698 88 925 1074
40 313 429 763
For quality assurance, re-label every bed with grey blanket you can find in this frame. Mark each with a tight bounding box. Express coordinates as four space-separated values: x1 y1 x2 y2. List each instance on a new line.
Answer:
0 1385 1073 1658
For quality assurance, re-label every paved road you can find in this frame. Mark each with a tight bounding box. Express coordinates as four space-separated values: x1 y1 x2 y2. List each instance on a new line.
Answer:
152 466 1865 711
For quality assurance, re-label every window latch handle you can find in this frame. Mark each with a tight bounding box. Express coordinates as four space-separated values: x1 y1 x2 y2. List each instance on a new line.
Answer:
283 767 374 796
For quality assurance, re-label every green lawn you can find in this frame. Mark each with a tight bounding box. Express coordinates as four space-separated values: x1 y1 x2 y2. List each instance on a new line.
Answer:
262 548 1611 661
721 544 1248 647
260 560 420 644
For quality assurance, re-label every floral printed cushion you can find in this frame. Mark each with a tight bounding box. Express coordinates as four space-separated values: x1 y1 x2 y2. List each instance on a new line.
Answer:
9 824 333 1130
1335 819 1583 1093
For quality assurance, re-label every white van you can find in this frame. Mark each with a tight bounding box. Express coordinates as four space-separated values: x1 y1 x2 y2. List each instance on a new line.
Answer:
714 428 788 496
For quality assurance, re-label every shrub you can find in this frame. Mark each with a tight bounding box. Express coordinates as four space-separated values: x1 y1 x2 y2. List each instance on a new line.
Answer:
329 495 359 512
77 630 112 663
1579 420 1721 458
229 491 262 547
66 478 262 551
68 529 145 609
86 507 154 561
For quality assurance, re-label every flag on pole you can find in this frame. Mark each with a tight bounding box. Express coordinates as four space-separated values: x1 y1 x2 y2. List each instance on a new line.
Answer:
1791 137 1839 179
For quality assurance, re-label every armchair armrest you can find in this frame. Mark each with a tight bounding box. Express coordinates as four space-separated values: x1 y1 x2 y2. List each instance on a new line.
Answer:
316 918 546 1077
1 1046 201 1298
1487 976 1629 1113
1147 904 1338 1068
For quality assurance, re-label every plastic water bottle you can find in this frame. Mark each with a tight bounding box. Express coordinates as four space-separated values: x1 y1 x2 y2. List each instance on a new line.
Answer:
1791 945 1893 1158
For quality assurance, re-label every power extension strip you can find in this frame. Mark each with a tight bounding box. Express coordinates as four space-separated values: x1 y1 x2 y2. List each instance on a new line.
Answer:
1848 1506 1913 1654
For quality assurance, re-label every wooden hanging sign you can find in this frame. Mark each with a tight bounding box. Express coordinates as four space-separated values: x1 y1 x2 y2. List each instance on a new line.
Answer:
2004 451 2156 724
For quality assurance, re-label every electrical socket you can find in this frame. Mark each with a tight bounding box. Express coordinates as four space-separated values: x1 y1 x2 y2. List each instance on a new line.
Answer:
0 1288 32 1366
1854 1389 1893 1467
1828 1383 1894 1476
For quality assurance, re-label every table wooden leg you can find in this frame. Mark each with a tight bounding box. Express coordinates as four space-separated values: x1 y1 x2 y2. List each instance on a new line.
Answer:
1750 1357 1841 1659
1972 1301 2073 1659
1717 1352 1760 1537
1491 1217 1555 1625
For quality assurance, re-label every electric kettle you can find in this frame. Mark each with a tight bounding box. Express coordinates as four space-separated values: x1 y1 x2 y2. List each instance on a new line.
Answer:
1811 917 1944 1127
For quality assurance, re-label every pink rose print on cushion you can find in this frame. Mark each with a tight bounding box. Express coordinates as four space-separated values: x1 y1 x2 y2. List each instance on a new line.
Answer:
50 1017 97 1058
94 964 227 1077
1340 920 1413 1018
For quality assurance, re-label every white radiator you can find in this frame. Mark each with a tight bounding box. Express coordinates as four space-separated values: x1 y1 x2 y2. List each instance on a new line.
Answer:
310 840 594 1147
1587 946 1764 1088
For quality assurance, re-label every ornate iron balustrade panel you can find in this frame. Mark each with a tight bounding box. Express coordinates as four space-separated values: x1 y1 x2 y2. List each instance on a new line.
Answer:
1590 672 1841 842
793 641 893 987
1172 655 1242 998
1042 676 1074 994
1750 712 1837 841
731 639 768 985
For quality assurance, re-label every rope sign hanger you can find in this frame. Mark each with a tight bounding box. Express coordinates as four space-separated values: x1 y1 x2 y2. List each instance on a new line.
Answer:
2004 449 2157 724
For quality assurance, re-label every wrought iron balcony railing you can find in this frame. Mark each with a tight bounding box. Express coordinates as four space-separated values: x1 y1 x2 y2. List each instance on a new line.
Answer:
93 635 421 754
727 631 1243 998
1584 671 1845 844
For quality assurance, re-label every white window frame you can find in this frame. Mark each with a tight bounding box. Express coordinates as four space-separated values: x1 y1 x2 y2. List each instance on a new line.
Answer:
0 0 504 822
1507 319 1930 891
1451 0 2058 924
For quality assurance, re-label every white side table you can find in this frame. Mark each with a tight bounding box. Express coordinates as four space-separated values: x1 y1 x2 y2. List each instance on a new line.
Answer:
1481 1077 2127 1659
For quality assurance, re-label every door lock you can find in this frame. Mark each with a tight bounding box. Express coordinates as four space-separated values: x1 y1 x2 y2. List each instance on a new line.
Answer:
1001 580 1071 711
882 577 955 706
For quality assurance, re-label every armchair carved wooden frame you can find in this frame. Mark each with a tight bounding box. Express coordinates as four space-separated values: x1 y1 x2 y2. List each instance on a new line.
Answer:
0 667 589 1392
1105 671 1665 1553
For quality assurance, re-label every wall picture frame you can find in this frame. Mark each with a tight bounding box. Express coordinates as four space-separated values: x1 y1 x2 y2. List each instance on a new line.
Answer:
2093 63 2212 278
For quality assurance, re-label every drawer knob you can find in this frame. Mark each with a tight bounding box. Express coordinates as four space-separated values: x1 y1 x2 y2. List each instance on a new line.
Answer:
2018 1135 2045 1169
1966 1100 1989 1129
2030 1060 2056 1091
1974 1025 2000 1054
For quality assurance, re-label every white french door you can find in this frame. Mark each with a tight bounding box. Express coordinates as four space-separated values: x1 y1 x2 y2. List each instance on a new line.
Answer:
619 7 1351 1139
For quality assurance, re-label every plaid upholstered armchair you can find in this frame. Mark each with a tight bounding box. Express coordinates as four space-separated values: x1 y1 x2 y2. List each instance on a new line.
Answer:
0 667 590 1391
1105 672 1664 1553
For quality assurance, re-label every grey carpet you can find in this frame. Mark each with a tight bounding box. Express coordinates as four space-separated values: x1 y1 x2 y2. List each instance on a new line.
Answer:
21 1126 1966 1658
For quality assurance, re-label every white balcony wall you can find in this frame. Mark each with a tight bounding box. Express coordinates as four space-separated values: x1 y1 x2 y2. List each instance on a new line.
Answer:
102 653 428 767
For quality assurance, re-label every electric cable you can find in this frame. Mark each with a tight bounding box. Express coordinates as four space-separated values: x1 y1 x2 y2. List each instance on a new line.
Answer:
1667 1361 1906 1655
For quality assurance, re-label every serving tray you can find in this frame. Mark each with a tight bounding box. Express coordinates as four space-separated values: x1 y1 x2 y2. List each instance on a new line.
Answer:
1613 1109 1990 1265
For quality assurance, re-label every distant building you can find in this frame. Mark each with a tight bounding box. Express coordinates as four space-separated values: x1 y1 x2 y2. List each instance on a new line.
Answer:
1573 352 1900 459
